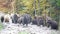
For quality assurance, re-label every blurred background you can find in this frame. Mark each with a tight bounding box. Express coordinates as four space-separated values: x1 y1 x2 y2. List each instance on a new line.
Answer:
0 0 60 31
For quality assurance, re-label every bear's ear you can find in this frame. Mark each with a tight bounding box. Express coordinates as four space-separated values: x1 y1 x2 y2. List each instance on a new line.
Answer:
11 16 12 19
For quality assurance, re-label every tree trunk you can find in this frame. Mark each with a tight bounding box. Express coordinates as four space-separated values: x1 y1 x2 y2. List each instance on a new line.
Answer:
33 0 36 16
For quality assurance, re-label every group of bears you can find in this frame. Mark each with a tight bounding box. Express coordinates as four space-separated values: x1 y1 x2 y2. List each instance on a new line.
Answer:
0 13 58 30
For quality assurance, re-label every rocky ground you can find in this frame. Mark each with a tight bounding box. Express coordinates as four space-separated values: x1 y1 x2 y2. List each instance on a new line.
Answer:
0 12 60 34
0 23 59 34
